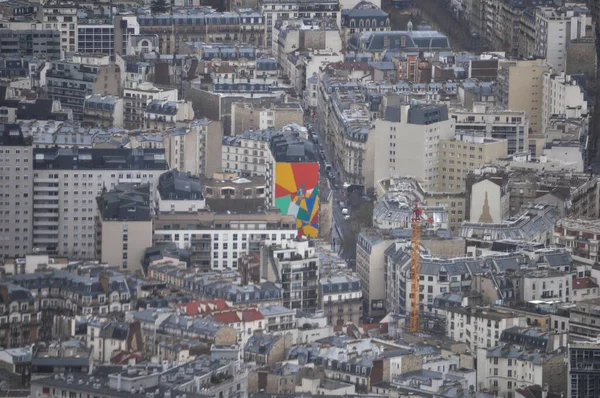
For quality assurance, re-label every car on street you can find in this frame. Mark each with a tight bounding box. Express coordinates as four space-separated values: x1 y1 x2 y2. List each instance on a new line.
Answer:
342 208 349 215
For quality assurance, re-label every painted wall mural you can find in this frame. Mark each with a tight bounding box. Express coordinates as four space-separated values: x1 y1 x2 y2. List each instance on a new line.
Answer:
274 162 319 237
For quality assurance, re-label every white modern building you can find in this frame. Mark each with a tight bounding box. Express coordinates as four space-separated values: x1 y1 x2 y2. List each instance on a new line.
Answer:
541 72 589 137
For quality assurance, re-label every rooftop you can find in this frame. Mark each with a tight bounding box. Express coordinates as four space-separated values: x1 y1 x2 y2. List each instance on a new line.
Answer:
33 148 168 170
158 170 204 201
98 184 152 222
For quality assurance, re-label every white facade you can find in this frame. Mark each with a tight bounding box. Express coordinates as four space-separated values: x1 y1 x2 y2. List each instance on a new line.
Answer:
451 106 529 155
446 309 527 352
222 134 271 177
521 270 572 302
33 168 162 259
535 6 591 73
154 228 297 270
476 346 544 395
87 323 128 364
542 72 589 137
469 178 509 223
373 104 455 191
156 194 206 214
41 4 78 54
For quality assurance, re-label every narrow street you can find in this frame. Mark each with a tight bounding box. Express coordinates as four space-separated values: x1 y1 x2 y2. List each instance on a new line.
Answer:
309 118 357 265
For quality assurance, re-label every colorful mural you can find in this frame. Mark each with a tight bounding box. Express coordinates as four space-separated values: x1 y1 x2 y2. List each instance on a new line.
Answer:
274 162 319 237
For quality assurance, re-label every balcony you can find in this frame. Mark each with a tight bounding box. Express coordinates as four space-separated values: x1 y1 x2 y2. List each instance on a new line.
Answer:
34 220 59 227
33 202 59 210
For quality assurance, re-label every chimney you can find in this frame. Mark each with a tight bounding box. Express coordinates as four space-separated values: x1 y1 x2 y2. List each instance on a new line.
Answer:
542 384 549 398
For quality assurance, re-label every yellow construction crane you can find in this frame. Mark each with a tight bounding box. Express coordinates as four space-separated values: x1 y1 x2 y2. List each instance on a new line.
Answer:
409 200 424 333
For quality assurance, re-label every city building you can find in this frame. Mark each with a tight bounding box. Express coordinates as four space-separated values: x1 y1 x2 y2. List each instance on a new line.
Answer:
260 0 341 48
0 282 40 348
535 4 591 73
164 119 223 179
340 2 391 48
265 129 319 238
497 59 551 136
0 29 61 59
144 99 195 131
41 2 78 54
356 229 395 319
153 209 297 270
541 71 589 137
476 344 566 396
555 219 600 262
448 307 527 352
0 124 33 259
468 173 510 223
222 129 273 177
568 297 600 339
32 147 167 259
96 184 153 271
320 272 363 326
230 99 303 136
450 104 529 155
82 95 124 128
76 20 114 56
568 340 600 398
156 170 205 214
137 10 265 53
123 83 178 130
261 240 320 312
374 103 455 191
438 133 508 193
520 269 572 302
46 54 121 120
461 204 561 245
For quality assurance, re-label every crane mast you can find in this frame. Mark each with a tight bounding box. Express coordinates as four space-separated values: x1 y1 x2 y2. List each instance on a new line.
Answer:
409 201 423 333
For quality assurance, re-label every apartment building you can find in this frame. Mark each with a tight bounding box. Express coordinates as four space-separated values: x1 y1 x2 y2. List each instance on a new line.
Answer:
230 99 303 136
46 54 121 121
535 4 591 73
451 105 529 155
318 75 372 188
356 229 395 318
385 242 484 318
96 184 153 271
340 2 390 48
261 239 320 312
0 124 33 259
32 147 167 259
568 297 600 339
497 60 551 137
123 83 178 130
541 72 588 137
569 341 600 398
41 2 78 54
374 103 455 192
320 273 363 326
555 219 600 262
476 345 566 397
0 29 61 59
438 134 507 193
265 128 319 238
82 95 124 128
163 119 223 179
447 307 527 352
144 99 195 131
260 0 341 48
137 10 265 53
521 269 572 302
153 209 297 271
222 129 272 177
0 282 40 348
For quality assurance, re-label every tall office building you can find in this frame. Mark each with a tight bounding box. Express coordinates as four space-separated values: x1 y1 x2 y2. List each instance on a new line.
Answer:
0 124 33 259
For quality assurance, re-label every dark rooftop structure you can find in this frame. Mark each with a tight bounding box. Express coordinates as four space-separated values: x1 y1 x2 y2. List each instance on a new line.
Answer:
0 123 29 146
269 131 317 163
158 170 204 200
98 184 152 222
33 148 168 170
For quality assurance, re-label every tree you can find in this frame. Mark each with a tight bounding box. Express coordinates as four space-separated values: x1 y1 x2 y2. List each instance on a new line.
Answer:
150 0 170 14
